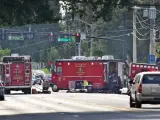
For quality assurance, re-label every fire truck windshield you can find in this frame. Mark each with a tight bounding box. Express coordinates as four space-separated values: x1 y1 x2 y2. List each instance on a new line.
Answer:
2 57 26 63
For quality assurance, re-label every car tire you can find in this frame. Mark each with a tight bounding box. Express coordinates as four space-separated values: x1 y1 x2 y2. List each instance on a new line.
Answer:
129 95 135 108
86 85 93 93
135 95 142 108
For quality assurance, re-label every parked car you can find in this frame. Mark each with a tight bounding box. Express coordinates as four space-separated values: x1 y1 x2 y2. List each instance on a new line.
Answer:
129 72 160 108
32 76 37 85
32 77 42 85
45 74 52 81
0 80 5 101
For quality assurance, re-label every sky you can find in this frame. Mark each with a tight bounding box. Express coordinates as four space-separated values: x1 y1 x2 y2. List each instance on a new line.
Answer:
59 1 66 17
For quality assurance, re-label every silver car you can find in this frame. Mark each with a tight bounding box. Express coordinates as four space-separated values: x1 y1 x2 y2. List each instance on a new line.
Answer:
0 80 5 101
130 72 160 108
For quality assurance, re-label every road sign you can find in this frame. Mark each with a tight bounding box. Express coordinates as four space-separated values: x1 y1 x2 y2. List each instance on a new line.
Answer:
155 42 160 57
148 55 155 64
8 35 24 40
156 57 160 65
58 37 72 42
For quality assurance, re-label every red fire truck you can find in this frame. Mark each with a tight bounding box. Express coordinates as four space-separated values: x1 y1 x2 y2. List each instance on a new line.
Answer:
129 63 160 80
126 62 160 95
51 55 124 93
2 54 32 94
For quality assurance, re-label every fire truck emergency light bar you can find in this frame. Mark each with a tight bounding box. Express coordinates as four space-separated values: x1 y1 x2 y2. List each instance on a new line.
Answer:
132 64 158 69
71 55 114 60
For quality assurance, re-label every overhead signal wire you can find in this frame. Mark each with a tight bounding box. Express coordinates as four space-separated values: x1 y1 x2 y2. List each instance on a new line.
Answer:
133 23 150 37
132 32 149 41
28 42 74 54
11 39 50 50
136 16 149 29
136 11 150 26
10 32 131 51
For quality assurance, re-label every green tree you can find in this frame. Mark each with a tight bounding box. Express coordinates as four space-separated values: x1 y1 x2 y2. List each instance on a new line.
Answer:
0 0 139 26
0 48 10 61
0 0 61 26
47 47 59 62
61 0 138 22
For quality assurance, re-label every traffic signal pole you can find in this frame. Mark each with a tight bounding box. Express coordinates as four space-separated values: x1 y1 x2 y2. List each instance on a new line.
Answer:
90 25 94 56
75 33 81 56
78 40 81 56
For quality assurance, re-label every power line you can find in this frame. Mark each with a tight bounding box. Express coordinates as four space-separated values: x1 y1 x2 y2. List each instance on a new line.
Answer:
11 39 50 50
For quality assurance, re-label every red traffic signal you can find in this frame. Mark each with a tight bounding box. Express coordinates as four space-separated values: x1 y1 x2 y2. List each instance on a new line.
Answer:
76 33 80 37
50 32 54 37
75 33 81 43
48 61 53 65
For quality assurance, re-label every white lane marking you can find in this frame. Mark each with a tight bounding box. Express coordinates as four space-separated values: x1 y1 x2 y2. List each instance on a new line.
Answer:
31 94 115 112
72 115 79 118
1 96 54 114
11 95 89 113
49 94 142 112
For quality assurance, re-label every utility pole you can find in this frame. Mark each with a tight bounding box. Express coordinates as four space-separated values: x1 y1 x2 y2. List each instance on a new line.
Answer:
2 28 4 40
28 26 31 39
86 4 93 57
123 13 126 63
149 5 156 56
74 18 93 56
133 6 137 63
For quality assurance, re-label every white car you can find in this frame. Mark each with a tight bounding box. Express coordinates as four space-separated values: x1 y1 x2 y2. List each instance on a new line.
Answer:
130 72 160 108
120 87 128 94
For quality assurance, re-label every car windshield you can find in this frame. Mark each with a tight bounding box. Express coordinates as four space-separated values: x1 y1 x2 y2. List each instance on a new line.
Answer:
32 76 36 80
142 74 160 84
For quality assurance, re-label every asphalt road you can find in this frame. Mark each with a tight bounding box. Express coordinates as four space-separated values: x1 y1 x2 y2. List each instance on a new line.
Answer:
0 91 160 120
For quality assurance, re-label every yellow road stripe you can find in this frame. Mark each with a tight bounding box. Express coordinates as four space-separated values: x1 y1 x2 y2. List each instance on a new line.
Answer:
55 96 143 112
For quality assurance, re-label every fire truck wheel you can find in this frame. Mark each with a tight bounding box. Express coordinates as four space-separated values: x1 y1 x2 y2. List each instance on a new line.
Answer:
0 95 5 101
24 89 31 94
5 90 10 94
87 86 92 93
52 84 59 92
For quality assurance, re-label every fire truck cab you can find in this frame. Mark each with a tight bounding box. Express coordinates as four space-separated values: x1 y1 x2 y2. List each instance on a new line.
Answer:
51 55 124 93
2 54 32 94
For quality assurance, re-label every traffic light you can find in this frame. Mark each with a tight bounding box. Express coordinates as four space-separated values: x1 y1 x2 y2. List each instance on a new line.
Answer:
50 32 54 37
75 33 81 43
49 32 54 41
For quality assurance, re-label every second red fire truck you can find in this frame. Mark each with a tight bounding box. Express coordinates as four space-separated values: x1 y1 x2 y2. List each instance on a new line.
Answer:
2 54 32 94
51 55 124 93
124 62 160 95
